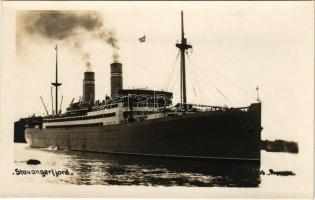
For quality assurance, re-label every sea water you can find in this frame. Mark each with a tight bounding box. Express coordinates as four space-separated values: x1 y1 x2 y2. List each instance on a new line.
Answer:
13 143 297 187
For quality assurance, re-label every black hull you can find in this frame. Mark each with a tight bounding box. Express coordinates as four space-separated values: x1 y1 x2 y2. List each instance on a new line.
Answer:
14 116 42 143
14 121 27 143
25 103 261 162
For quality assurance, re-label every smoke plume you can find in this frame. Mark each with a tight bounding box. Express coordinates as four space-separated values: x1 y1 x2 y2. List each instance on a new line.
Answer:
19 10 120 68
86 61 92 71
82 53 92 71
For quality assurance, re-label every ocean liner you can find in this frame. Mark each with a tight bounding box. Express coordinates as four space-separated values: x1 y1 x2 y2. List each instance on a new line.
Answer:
25 11 262 162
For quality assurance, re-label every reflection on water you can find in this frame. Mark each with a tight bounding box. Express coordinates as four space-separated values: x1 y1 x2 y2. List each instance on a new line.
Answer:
14 144 260 187
65 152 261 187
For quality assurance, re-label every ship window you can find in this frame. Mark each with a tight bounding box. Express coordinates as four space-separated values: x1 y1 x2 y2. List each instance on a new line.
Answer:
45 112 116 123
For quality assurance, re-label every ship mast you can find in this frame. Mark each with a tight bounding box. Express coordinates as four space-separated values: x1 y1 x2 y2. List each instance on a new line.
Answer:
51 45 62 116
176 11 192 107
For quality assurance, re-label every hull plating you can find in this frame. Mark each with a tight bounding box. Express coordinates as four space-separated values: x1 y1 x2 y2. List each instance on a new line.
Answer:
25 103 261 161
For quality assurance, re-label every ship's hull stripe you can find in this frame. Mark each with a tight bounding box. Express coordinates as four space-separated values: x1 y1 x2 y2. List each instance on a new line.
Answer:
71 149 260 161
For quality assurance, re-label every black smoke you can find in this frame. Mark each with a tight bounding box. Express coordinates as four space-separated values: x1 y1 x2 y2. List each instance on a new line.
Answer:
18 10 120 65
82 53 92 71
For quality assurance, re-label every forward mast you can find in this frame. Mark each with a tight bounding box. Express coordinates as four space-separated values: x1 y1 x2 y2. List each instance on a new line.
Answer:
176 11 192 107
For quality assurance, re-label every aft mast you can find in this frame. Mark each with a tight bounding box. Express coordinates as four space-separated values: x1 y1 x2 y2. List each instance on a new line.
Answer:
51 45 62 116
176 11 192 108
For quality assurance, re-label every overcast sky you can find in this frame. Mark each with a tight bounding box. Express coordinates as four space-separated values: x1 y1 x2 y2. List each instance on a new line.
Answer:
1 1 314 143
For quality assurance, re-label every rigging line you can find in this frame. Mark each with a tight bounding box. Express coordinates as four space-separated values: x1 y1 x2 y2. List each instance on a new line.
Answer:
192 56 256 101
207 74 233 105
187 52 215 104
188 52 233 106
169 67 180 92
187 64 198 98
215 87 232 105
187 53 203 98
193 87 197 98
164 50 180 91
185 54 198 99
223 75 256 100
209 65 256 100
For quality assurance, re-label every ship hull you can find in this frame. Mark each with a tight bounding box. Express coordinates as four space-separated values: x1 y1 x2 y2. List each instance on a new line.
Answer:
25 103 261 162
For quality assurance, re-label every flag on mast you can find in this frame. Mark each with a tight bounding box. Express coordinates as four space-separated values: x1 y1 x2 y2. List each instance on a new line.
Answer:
256 86 261 102
139 35 146 43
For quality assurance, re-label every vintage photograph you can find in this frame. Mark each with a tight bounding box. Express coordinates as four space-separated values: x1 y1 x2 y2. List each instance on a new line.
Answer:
1 1 314 198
